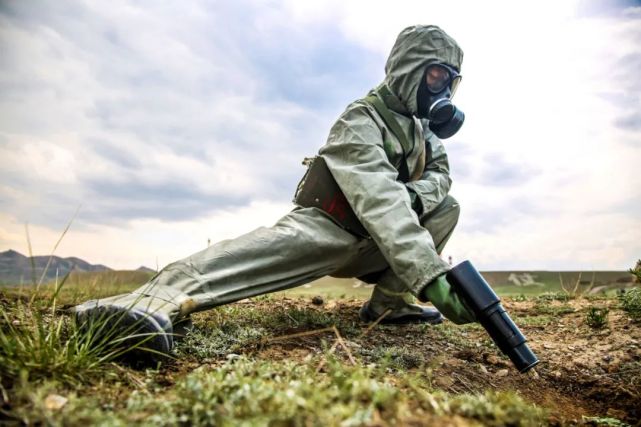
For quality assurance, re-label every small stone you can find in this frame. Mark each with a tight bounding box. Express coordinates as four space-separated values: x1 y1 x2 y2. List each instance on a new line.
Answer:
485 354 501 365
478 364 489 374
12 320 20 326
311 296 324 306
552 370 562 379
543 343 553 350
602 355 613 363
226 353 240 361
495 369 509 377
44 394 68 411
435 376 454 388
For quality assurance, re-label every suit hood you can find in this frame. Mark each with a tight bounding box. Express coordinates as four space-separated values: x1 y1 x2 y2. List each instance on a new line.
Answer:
384 25 463 116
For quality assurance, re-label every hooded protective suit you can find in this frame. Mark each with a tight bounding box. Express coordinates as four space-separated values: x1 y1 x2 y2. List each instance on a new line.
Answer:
75 25 465 349
321 24 463 295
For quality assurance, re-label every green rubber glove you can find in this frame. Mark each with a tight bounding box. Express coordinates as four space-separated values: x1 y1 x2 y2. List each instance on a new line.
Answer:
421 275 476 325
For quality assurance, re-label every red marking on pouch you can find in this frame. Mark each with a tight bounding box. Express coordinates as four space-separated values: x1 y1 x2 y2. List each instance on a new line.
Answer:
322 193 349 221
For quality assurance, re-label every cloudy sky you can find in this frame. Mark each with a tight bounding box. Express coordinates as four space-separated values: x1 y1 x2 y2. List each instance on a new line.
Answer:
1 0 639 271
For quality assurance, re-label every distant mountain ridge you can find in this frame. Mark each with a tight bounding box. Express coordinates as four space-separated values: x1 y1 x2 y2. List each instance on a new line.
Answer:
0 249 153 285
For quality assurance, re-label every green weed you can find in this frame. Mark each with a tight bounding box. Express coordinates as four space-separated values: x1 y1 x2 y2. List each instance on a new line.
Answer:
532 301 575 316
536 291 571 302
585 306 609 328
629 260 641 283
618 287 641 321
582 416 631 426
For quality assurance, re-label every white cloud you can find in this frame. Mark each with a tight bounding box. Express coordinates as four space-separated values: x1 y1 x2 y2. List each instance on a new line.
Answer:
0 200 292 270
288 0 641 270
0 0 639 270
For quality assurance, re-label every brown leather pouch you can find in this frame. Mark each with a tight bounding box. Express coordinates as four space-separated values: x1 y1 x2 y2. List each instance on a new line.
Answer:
293 156 369 238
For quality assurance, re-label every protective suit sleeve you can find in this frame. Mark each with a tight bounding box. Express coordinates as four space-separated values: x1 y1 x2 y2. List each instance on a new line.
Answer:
319 104 450 294
405 131 452 217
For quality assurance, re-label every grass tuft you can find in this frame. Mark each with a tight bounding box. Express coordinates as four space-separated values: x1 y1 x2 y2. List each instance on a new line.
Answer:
0 294 156 389
618 287 641 321
585 306 609 328
629 260 641 283
444 390 547 427
39 355 548 426
536 291 571 302
532 301 575 316
175 322 266 359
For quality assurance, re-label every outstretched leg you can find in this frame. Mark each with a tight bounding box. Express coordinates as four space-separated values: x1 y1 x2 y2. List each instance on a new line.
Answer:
74 207 367 360
135 207 367 315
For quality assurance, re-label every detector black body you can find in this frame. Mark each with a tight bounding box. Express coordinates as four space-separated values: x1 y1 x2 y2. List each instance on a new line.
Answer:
446 260 540 373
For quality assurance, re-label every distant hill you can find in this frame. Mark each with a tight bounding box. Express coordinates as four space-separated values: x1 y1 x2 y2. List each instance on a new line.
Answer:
481 270 634 285
0 249 111 285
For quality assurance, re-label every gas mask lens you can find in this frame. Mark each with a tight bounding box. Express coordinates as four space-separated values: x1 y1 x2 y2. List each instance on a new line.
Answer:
425 64 462 98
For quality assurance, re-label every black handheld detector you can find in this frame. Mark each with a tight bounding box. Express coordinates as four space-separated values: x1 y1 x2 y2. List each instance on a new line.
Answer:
446 260 540 373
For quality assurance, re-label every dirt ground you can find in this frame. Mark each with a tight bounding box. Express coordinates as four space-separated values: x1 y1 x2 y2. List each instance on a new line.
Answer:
190 296 641 425
2 290 639 425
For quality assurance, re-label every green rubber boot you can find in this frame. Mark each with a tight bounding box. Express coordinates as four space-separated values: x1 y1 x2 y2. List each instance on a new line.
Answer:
360 285 443 325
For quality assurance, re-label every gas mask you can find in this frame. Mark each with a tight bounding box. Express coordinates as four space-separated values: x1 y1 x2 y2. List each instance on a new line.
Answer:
416 63 465 139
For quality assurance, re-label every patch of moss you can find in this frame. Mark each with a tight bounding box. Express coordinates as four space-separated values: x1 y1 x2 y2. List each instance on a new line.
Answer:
532 301 575 316
360 345 426 370
47 356 547 426
445 390 547 427
516 315 555 327
174 322 266 359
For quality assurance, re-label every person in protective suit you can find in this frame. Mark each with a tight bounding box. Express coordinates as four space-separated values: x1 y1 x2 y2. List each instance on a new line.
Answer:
75 24 475 359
